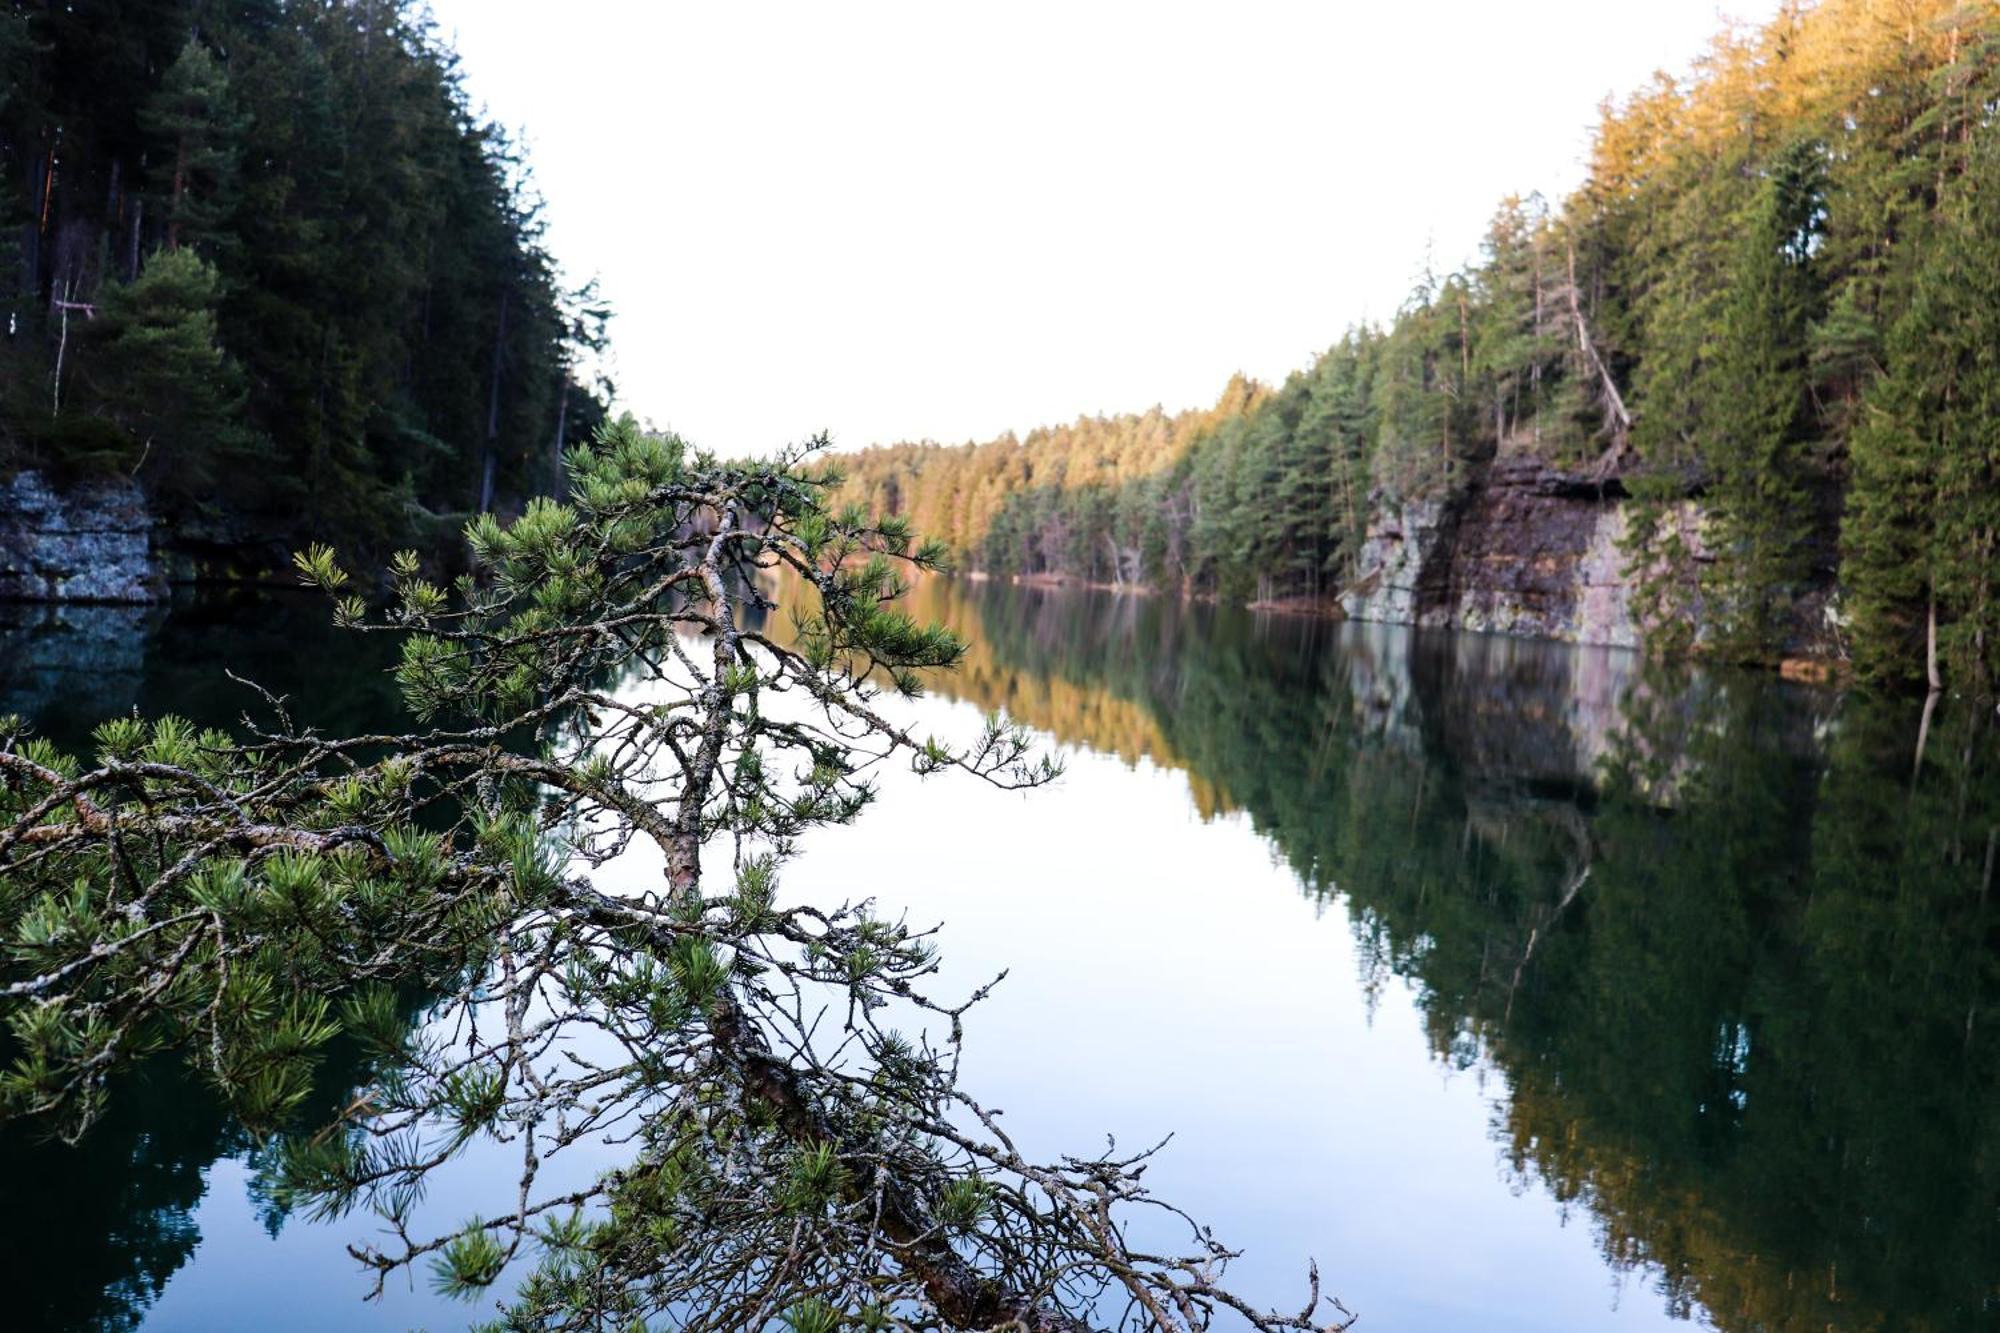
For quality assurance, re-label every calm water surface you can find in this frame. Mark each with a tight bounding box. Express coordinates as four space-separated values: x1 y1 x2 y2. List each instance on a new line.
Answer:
2 581 1997 1331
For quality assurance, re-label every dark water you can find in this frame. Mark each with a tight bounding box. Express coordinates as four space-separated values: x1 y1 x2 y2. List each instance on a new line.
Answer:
3 583 1998 1331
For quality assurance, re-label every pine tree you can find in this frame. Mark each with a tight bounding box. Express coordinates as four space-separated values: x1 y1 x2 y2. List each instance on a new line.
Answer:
828 0 2000 684
0 0 602 553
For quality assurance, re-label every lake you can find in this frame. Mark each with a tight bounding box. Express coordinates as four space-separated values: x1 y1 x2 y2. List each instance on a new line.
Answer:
3 579 1997 1331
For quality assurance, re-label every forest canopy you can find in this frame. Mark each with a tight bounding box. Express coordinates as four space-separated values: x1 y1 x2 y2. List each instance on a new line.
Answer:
0 0 609 554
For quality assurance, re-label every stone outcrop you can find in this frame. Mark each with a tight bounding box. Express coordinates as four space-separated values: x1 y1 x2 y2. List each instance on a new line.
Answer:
0 471 163 603
1339 456 1704 651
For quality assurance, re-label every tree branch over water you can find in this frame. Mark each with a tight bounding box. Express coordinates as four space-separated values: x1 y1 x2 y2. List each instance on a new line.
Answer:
0 419 1351 1332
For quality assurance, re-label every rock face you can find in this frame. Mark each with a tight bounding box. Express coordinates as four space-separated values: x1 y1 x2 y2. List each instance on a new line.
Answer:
1339 457 1701 650
1336 498 1450 630
0 471 163 603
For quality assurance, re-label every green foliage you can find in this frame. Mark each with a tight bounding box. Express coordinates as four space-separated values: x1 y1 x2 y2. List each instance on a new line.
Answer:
432 1221 508 1299
784 1299 842 1333
0 0 610 550
780 1141 853 1215
1844 127 2000 690
1700 139 1826 662
935 1175 990 1229
85 248 254 500
139 40 243 256
0 437 1265 1333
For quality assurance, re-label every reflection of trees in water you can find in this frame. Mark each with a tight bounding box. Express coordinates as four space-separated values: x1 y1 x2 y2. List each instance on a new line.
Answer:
0 1010 436 1331
1491 691 2000 1331
915 576 2000 1332
7 580 1999 1330
0 1071 236 1332
0 597 414 1332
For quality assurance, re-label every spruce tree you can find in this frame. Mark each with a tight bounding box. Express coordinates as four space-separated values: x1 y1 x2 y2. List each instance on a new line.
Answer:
87 248 253 500
1702 139 1825 663
1844 129 2000 691
138 40 242 258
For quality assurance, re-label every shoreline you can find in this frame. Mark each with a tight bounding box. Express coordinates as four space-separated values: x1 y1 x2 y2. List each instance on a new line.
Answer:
955 568 1851 682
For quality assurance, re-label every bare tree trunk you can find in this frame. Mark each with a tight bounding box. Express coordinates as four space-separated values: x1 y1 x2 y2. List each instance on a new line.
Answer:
549 375 570 499
1566 241 1631 441
1928 588 1943 693
50 276 80 416
1914 685 1938 782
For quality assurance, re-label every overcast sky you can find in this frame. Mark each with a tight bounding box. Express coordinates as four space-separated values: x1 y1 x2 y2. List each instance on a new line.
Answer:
426 1 1777 454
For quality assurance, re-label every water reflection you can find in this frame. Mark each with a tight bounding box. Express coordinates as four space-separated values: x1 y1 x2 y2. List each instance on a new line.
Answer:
900 576 2000 1332
3 582 1998 1329
0 595 412 1332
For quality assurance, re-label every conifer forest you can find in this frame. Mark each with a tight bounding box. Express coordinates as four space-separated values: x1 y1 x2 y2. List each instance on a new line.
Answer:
841 0 2000 690
6 4 2000 1332
1 0 608 558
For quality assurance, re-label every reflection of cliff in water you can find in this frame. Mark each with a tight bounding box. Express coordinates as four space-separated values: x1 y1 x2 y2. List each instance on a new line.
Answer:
907 575 2000 1333
0 603 159 723
0 591 408 750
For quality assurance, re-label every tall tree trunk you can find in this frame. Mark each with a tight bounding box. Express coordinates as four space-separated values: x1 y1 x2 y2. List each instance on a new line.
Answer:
480 287 512 513
168 134 187 252
127 197 144 280
1928 587 1943 693
549 375 570 499
1566 241 1632 441
1457 288 1470 383
51 277 73 416
23 149 49 298
1914 685 1937 782
1531 243 1543 448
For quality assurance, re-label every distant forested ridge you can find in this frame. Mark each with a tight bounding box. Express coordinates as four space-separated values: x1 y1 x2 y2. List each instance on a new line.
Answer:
841 0 2000 690
0 0 608 560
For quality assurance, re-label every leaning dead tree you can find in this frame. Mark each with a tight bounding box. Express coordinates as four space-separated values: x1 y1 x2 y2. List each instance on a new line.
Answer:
1559 241 1633 481
0 419 1352 1332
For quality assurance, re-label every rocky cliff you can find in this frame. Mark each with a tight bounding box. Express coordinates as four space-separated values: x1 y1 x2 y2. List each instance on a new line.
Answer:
1339 457 1705 651
0 471 163 603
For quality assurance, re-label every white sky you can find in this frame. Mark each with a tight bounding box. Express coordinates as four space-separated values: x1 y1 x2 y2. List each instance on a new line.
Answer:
427 1 1778 454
